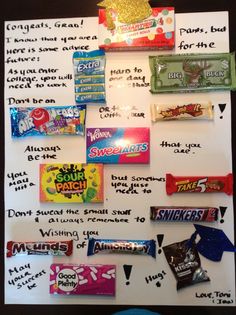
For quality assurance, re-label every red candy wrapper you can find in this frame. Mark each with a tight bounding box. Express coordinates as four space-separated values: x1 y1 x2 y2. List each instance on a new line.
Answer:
166 173 233 195
7 240 73 257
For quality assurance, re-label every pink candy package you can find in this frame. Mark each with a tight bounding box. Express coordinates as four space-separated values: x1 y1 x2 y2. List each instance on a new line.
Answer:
50 263 116 296
86 127 150 164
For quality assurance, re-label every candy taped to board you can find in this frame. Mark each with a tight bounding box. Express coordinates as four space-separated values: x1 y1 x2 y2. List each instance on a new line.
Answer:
163 239 210 290
87 238 156 258
50 263 116 296
86 127 150 164
166 173 233 195
150 102 213 121
10 105 86 137
40 163 104 203
98 7 175 51
149 52 236 93
7 240 73 257
73 50 106 104
150 206 218 222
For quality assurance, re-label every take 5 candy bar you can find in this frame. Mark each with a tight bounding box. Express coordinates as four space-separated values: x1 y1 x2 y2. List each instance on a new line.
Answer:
40 163 104 203
150 206 218 222
86 127 150 164
50 263 116 296
166 173 233 195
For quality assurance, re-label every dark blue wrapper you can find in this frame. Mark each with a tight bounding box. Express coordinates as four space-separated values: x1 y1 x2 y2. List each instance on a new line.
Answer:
87 238 156 258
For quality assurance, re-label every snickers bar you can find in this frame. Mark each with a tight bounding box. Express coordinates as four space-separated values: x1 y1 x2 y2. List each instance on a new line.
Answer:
150 206 218 222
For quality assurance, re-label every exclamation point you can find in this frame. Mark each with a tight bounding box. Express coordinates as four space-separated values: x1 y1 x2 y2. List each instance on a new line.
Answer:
218 103 226 119
123 264 132 285
219 206 227 223
157 234 164 254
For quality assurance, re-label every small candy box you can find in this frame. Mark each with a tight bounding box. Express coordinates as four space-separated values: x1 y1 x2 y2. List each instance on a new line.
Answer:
50 263 116 296
86 127 150 164
40 163 104 203
98 7 175 51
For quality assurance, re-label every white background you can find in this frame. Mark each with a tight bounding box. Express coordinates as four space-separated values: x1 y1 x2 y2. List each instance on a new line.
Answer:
4 12 235 305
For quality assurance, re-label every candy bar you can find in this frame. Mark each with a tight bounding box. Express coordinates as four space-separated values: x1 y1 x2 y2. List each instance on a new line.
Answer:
7 240 73 257
86 127 150 164
73 50 105 103
50 263 116 295
149 52 236 93
40 163 104 203
87 238 156 258
150 206 218 222
10 105 86 137
166 173 233 195
150 102 213 121
163 239 210 290
98 7 175 51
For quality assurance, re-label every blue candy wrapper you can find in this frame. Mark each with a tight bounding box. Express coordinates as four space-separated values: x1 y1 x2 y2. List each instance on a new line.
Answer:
10 105 86 137
87 238 156 258
76 75 105 85
73 50 106 104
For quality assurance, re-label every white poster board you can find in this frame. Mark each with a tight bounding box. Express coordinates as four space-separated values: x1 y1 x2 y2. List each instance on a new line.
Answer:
4 12 235 305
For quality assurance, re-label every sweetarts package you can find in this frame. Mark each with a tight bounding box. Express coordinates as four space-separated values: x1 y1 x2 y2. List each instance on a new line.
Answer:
86 127 150 164
73 50 106 103
50 263 116 296
40 163 103 203
98 7 175 51
10 105 86 137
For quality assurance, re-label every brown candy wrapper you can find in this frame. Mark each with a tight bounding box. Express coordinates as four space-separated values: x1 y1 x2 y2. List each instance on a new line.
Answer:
98 0 152 29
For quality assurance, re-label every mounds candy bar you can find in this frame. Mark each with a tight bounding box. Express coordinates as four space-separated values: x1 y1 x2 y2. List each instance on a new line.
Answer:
40 163 104 203
149 52 236 93
98 7 175 51
86 127 150 164
50 263 116 296
166 173 233 195
150 206 218 222
7 240 73 257
73 50 106 104
10 105 86 137
163 239 210 290
87 238 156 258
150 102 213 122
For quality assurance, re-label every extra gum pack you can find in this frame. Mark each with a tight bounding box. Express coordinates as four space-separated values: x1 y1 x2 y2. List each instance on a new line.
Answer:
86 127 150 164
98 7 175 51
40 163 104 203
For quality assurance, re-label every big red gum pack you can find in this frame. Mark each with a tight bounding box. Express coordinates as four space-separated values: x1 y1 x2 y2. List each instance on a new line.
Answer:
98 7 175 51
